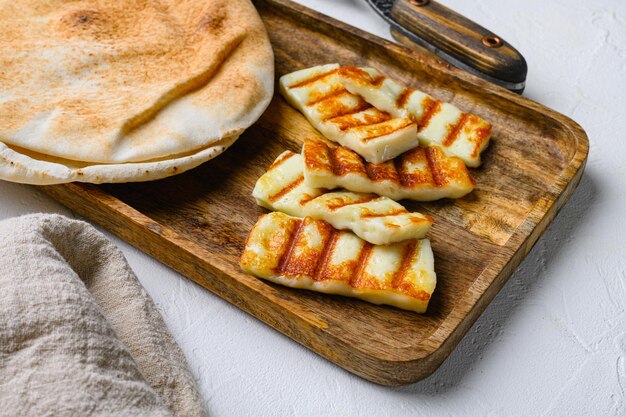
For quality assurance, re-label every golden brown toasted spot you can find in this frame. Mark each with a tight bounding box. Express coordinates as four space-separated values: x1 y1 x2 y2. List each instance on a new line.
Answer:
355 273 391 291
288 69 339 89
268 176 304 202
268 218 299 254
196 4 227 34
399 146 425 165
397 147 435 188
241 215 299 272
365 160 400 183
321 259 358 283
317 95 372 121
394 243 431 300
268 151 295 170
402 286 431 301
425 146 476 187
329 144 367 176
396 88 413 109
359 119 415 142
59 9 112 39
465 115 492 158
417 97 441 130
412 214 435 224
303 140 332 172
443 113 470 147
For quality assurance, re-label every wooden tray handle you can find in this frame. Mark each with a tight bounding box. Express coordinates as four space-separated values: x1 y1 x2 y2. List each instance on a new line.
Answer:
390 0 527 86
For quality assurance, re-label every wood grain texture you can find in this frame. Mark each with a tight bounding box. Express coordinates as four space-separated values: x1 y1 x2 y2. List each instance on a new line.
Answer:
391 0 527 84
40 0 588 385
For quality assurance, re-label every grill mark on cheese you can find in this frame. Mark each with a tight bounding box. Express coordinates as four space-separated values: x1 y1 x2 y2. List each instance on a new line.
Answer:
365 160 399 182
336 66 371 84
326 144 339 176
306 88 349 106
392 241 418 289
371 76 385 87
268 151 295 171
299 192 328 206
396 88 412 109
275 218 305 275
425 147 444 187
268 175 304 202
417 98 441 131
359 119 415 142
325 194 379 210
318 97 372 121
313 229 339 281
349 242 373 289
443 113 470 147
288 68 338 89
330 109 392 131
360 208 408 218
337 66 385 88
393 157 408 187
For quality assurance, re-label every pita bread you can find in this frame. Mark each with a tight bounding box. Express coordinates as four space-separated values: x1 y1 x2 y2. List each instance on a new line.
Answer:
0 135 238 185
0 0 273 167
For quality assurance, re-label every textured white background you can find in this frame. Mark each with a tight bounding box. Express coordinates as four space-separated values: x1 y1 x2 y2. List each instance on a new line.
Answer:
1 0 624 416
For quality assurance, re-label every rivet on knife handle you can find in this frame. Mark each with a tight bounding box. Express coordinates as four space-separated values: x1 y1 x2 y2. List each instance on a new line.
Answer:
390 0 527 92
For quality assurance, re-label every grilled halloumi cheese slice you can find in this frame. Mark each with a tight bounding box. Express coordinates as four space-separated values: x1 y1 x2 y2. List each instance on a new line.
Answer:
303 140 475 201
240 212 436 313
279 64 419 164
253 150 433 244
252 150 326 217
336 66 492 167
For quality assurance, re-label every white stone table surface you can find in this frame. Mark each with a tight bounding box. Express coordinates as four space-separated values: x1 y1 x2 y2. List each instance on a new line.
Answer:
0 0 624 415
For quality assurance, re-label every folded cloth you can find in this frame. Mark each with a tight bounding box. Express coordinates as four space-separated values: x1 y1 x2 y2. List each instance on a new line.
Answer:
0 214 207 417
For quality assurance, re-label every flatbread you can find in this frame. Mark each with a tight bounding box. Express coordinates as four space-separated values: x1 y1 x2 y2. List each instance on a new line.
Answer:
0 0 273 164
0 135 238 185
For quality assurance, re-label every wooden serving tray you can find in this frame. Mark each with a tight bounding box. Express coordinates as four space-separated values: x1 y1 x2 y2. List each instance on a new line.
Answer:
41 0 588 385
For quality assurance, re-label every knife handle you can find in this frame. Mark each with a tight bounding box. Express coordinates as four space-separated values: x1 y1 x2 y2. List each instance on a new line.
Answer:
389 26 446 64
390 0 527 86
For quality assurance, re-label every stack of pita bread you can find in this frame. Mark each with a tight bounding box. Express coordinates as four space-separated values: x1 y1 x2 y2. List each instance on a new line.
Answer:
0 0 274 184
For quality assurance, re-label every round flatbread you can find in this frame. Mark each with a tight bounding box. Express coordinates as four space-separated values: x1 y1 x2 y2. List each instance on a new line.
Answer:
0 135 238 185
0 0 273 169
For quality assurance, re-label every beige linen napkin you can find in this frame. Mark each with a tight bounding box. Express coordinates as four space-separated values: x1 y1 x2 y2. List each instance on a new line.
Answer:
0 214 206 417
